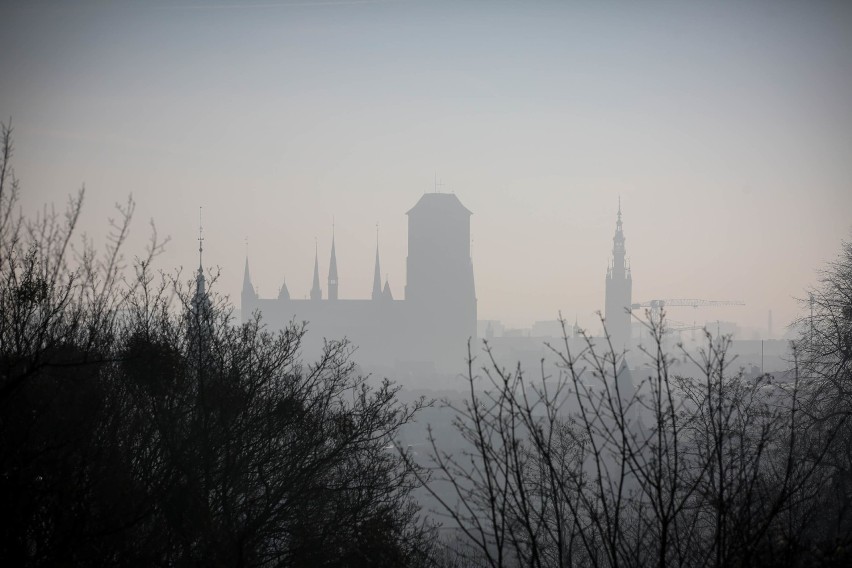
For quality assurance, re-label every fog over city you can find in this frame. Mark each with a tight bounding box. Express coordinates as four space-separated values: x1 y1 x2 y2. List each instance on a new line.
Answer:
3 2 852 566
3 0 851 335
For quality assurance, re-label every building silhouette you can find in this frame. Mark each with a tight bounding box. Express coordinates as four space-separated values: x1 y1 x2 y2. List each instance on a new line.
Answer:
241 193 477 372
605 199 632 350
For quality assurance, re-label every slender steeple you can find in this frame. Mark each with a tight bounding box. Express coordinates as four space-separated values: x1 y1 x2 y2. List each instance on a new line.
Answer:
189 208 213 342
310 239 322 301
605 197 632 349
242 255 257 300
372 223 382 301
195 207 205 297
278 276 290 300
328 224 338 301
192 207 213 319
611 196 626 279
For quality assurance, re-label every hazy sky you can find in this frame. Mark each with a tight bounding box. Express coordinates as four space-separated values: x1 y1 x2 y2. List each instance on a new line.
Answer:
3 0 851 334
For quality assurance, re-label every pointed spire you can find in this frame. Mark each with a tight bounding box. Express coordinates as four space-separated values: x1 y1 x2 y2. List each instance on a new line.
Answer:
196 207 205 295
278 276 290 300
328 224 338 300
310 238 322 300
610 198 627 277
372 223 382 301
382 276 393 301
242 255 257 300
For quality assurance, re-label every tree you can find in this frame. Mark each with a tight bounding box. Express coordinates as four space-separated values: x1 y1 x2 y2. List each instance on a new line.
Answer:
420 311 842 567
790 238 852 562
0 121 436 566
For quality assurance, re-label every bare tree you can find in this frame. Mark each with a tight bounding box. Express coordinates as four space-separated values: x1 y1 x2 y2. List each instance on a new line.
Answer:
0 122 437 566
420 311 840 567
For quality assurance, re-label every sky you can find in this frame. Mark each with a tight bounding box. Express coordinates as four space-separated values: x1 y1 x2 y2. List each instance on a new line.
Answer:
2 0 851 335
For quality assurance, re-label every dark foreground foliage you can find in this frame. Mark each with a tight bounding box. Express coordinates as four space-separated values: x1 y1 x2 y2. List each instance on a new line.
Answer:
0 122 433 567
419 238 852 568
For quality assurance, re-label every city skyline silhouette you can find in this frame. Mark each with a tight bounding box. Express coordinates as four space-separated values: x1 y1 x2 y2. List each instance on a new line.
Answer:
3 1 851 334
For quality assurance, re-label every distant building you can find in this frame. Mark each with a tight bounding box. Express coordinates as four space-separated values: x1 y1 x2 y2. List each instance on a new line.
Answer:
241 193 477 372
605 199 632 350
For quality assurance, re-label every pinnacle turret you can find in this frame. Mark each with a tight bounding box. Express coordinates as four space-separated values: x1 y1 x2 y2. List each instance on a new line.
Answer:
372 226 382 301
242 256 257 300
328 229 338 301
310 240 322 301
278 277 290 300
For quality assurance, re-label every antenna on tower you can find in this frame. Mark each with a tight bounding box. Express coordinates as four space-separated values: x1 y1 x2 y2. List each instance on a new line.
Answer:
433 173 445 193
198 206 204 270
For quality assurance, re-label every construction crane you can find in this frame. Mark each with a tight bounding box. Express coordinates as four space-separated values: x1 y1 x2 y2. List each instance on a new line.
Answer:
631 299 744 310
630 299 745 320
628 300 745 340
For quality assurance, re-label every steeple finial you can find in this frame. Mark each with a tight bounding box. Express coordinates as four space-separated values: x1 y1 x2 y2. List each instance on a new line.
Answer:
194 206 207 298
198 206 204 272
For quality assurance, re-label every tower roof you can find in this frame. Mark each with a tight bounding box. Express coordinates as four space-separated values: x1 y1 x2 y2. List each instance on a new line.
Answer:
406 192 472 216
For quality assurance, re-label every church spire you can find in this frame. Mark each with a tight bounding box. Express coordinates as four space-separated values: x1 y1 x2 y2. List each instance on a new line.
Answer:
196 207 205 296
278 276 290 300
188 208 213 341
611 197 627 278
242 255 257 300
605 198 632 349
191 207 213 320
310 238 322 301
328 224 338 300
382 274 394 301
372 223 382 301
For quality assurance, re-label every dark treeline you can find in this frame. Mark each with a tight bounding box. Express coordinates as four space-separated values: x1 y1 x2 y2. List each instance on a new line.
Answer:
0 123 434 567
414 249 852 566
2 118 852 567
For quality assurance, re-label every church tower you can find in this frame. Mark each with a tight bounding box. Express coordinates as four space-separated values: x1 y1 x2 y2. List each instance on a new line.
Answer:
605 198 632 350
405 193 477 366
